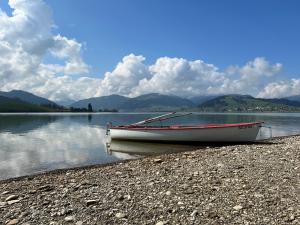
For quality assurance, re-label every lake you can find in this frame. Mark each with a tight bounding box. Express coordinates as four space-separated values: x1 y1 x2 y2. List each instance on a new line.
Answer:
1 112 300 180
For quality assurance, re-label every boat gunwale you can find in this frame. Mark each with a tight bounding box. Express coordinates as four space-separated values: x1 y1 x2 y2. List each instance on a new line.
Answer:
110 122 264 131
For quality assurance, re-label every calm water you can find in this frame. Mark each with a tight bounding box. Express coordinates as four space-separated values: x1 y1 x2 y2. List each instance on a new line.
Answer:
0 112 300 180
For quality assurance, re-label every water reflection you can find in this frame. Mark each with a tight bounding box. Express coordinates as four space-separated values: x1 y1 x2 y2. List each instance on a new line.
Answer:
0 120 117 180
0 115 58 133
107 140 203 160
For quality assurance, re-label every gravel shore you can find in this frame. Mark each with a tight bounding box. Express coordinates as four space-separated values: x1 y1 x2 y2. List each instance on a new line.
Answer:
0 136 299 225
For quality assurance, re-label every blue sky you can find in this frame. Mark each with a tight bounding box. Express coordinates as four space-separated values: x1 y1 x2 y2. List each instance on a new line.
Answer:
0 0 300 100
1 0 296 76
43 0 300 77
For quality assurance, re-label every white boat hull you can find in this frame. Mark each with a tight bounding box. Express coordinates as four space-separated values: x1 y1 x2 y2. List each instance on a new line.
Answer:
109 123 262 142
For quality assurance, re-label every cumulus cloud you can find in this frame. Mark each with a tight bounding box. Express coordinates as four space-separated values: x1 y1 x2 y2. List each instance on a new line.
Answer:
0 0 298 102
257 79 300 98
209 57 283 95
0 0 91 101
96 54 150 97
50 35 89 75
131 57 225 97
95 56 284 98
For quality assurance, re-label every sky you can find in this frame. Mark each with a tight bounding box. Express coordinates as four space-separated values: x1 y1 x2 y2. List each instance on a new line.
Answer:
0 0 300 102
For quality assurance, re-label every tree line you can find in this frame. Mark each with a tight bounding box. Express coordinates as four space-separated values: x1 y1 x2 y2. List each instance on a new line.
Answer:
70 103 118 112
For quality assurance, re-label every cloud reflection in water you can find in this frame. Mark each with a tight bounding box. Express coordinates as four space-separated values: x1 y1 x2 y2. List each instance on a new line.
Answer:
0 121 117 180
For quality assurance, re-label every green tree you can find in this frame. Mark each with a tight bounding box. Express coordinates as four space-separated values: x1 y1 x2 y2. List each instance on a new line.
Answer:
88 103 93 112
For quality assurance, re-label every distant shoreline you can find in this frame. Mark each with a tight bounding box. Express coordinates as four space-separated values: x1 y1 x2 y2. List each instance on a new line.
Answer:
1 111 300 114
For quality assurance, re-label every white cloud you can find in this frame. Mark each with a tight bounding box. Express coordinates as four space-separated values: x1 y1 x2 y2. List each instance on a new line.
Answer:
96 56 284 98
227 57 282 77
50 35 89 75
257 79 300 98
96 54 150 97
0 0 298 102
209 57 283 95
130 57 225 97
0 0 91 101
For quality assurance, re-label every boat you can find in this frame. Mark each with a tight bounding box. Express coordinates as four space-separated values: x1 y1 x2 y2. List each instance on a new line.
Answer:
107 112 263 142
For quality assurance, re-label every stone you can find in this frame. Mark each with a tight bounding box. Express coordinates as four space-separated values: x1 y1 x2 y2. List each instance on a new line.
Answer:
115 212 126 218
64 216 75 222
155 221 167 225
7 199 20 205
38 185 54 192
125 194 131 200
184 189 194 194
20 211 29 218
6 219 19 225
191 210 198 217
153 158 163 163
0 201 6 207
60 208 66 216
5 195 18 201
117 195 125 201
2 191 10 195
86 199 98 206
76 221 83 225
233 205 243 211
165 191 171 196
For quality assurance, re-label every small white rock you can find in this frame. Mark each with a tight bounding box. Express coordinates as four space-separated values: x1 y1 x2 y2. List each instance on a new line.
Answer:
153 158 163 163
5 195 18 202
64 216 75 222
165 191 171 196
76 221 83 225
7 199 20 205
115 212 126 218
191 210 198 217
49 222 58 225
0 202 6 207
155 221 167 225
233 205 243 210
6 219 19 225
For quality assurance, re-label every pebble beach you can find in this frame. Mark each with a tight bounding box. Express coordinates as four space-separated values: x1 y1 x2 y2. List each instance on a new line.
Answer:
0 135 299 225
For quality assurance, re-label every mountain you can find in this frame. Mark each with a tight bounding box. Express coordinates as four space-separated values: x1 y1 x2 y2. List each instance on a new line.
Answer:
0 90 58 107
120 93 196 111
284 95 300 103
56 98 76 107
71 94 129 111
262 98 300 107
71 93 196 111
0 96 52 112
189 95 219 105
198 94 300 112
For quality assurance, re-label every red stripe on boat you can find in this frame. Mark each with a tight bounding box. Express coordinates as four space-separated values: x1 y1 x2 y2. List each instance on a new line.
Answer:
111 122 263 131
